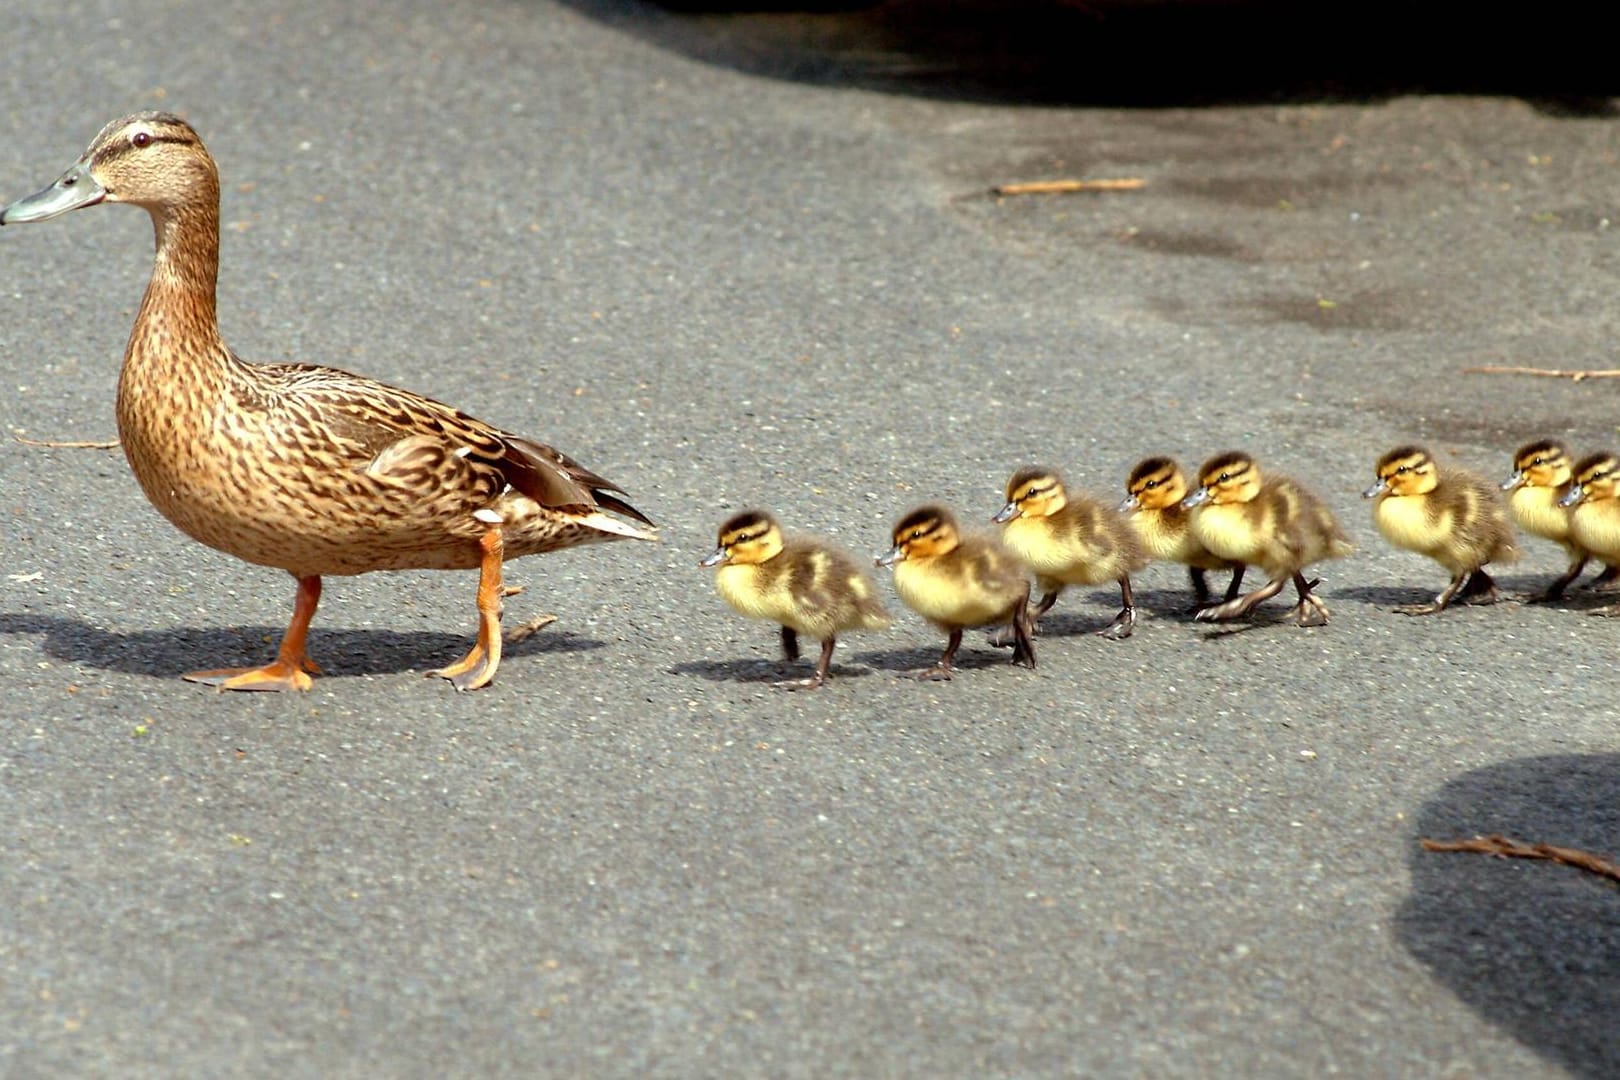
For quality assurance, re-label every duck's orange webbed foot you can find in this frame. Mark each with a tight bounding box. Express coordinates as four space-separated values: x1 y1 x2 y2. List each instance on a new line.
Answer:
184 656 320 692
428 524 506 692
185 575 323 693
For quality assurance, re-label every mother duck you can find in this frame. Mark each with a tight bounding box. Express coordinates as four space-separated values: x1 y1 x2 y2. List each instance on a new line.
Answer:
1 112 656 691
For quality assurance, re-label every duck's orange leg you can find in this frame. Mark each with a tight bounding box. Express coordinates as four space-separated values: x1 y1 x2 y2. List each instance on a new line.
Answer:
428 526 505 692
184 575 324 692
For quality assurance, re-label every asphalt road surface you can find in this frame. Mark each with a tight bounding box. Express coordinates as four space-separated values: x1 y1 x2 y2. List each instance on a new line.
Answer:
3 2 1619 1076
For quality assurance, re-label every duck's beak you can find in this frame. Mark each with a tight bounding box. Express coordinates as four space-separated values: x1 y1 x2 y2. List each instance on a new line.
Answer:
1362 477 1389 499
1117 493 1141 513
991 501 1021 524
875 545 905 568
698 548 727 568
1558 484 1585 508
0 160 106 225
1180 487 1212 510
1500 471 1525 492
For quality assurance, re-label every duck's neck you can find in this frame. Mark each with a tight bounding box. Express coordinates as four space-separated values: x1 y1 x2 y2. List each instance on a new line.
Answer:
135 202 224 347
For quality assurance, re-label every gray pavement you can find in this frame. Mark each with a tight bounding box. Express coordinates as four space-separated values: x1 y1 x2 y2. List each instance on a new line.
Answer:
2 2 1618 1076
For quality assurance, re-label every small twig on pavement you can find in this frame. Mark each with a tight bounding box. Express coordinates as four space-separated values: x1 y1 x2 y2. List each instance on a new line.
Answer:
1462 365 1620 382
993 178 1147 197
1421 833 1620 884
14 435 121 449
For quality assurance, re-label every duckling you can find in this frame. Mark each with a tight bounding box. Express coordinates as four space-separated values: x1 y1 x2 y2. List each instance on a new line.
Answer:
699 510 892 689
991 466 1149 639
876 505 1035 680
1559 453 1620 616
1363 445 1519 614
1181 451 1352 626
0 112 656 692
1118 456 1245 608
1501 439 1620 599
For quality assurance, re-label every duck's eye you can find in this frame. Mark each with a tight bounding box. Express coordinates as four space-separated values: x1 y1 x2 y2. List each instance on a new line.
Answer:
132 131 152 149
1144 479 1158 489
1218 473 1230 483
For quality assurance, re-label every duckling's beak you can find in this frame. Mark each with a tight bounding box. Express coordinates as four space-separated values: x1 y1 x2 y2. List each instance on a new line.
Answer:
1362 477 1389 499
875 545 906 568
698 548 728 568
1558 484 1585 508
1117 494 1141 513
991 501 1021 524
1180 487 1212 510
0 161 107 225
1500 471 1525 492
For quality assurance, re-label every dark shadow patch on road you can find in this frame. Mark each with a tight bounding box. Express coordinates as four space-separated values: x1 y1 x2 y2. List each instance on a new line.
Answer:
552 0 1620 108
0 612 604 680
852 643 1017 672
669 656 878 682
1396 754 1620 1079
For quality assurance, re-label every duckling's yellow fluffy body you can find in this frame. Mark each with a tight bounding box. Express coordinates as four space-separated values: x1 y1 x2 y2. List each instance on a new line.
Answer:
994 466 1148 639
702 510 891 688
1502 439 1619 598
877 505 1034 679
1119 456 1244 606
1561 453 1620 615
0 112 656 692
1183 451 1352 626
1364 446 1518 614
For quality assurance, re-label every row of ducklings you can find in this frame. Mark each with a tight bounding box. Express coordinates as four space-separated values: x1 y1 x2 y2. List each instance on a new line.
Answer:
699 441 1620 689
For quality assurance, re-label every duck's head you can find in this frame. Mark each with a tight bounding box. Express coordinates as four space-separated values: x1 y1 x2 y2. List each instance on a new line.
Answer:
699 509 784 568
877 505 960 566
1119 456 1188 512
1182 451 1260 509
1 112 216 225
1502 439 1572 491
1363 445 1438 499
1559 453 1620 508
993 467 1067 523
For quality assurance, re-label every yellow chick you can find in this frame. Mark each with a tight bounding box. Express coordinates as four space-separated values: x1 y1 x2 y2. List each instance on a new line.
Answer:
1502 439 1619 599
993 466 1149 639
1118 455 1245 608
1182 450 1353 626
1364 445 1519 614
876 504 1035 680
701 510 892 689
1559 452 1620 616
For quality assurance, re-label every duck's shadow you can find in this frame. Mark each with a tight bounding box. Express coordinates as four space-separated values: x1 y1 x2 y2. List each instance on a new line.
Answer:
0 611 603 680
669 656 877 684
1396 753 1620 1078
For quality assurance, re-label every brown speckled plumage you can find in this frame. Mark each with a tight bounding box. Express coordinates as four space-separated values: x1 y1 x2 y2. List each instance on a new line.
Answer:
2 112 656 691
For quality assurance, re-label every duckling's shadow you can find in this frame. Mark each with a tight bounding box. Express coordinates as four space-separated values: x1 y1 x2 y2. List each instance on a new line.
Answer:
1396 753 1620 1079
669 656 876 684
0 611 603 681
852 644 1012 674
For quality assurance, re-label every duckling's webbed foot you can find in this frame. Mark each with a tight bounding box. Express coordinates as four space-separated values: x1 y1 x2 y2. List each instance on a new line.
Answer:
1525 557 1588 602
1008 593 1037 667
1288 575 1329 627
184 575 323 693
1588 564 1620 593
1194 574 1285 622
902 628 961 680
1458 569 1505 606
777 638 835 690
1096 578 1137 640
